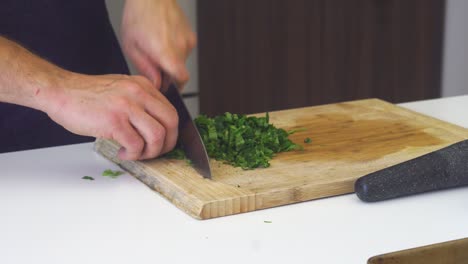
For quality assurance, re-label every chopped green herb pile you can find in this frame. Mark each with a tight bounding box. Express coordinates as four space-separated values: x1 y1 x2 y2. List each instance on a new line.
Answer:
304 137 312 144
82 176 95 181
165 112 304 170
102 169 124 178
196 112 303 169
163 148 193 166
264 220 272 223
164 148 186 159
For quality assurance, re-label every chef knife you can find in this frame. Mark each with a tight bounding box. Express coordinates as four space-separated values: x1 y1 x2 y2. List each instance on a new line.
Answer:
160 75 212 179
355 139 468 202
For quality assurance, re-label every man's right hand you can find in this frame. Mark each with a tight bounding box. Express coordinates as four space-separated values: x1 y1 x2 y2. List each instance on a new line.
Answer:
44 73 179 161
0 37 176 160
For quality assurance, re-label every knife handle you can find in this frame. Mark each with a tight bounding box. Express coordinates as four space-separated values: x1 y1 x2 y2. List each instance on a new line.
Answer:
355 140 468 202
160 72 173 94
368 237 468 264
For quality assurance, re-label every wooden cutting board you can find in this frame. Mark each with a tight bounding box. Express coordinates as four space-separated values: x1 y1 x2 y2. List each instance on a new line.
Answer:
95 99 468 219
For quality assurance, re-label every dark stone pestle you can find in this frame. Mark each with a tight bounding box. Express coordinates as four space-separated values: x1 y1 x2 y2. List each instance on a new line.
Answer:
355 140 468 202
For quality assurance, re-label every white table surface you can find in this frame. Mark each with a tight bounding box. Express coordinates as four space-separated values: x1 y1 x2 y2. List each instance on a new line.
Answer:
1 95 467 264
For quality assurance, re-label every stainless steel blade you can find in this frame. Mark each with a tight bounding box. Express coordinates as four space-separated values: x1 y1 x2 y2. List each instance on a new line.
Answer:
161 78 212 179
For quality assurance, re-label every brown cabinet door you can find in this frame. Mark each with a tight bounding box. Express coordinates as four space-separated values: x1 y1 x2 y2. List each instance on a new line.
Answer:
197 0 445 116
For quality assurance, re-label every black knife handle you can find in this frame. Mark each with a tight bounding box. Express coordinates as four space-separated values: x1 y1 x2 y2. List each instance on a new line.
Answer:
355 139 468 202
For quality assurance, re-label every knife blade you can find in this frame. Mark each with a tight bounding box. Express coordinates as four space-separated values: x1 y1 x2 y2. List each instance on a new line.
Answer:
160 75 212 179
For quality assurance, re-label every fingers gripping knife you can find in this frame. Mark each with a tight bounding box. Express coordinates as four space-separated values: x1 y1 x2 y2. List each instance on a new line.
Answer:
160 75 212 179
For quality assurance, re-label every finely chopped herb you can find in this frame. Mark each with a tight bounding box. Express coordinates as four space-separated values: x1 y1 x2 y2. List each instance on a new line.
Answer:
304 137 312 144
82 176 95 180
164 148 193 166
102 169 124 178
164 148 186 159
164 112 304 170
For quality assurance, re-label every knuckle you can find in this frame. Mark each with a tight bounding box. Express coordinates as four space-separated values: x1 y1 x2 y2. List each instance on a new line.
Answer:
106 112 122 128
127 136 144 153
124 81 144 95
145 127 165 158
167 110 179 131
161 106 179 132
136 75 153 89
151 126 166 146
113 97 131 110
168 102 178 115
133 75 150 85
97 128 113 139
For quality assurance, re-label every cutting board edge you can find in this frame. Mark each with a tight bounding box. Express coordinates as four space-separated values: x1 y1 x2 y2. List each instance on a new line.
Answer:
253 179 355 210
199 178 357 219
198 193 257 219
94 138 208 219
94 138 260 220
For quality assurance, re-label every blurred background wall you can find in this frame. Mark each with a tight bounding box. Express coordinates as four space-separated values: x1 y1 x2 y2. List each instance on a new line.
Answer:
106 0 467 117
442 0 468 97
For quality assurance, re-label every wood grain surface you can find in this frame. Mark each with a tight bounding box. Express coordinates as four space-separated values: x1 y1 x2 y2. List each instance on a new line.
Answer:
368 237 468 264
95 99 468 219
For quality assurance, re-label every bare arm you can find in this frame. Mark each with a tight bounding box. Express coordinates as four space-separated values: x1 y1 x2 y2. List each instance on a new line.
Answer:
0 37 65 111
0 36 178 160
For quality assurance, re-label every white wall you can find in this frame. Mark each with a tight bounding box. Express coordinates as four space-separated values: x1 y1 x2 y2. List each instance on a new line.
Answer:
105 0 199 116
442 0 468 97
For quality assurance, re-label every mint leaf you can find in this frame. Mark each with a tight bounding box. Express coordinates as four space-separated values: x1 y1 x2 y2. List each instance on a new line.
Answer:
164 112 306 170
102 169 124 179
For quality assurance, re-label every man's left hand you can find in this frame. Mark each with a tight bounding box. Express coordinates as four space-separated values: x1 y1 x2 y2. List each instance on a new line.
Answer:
121 0 196 88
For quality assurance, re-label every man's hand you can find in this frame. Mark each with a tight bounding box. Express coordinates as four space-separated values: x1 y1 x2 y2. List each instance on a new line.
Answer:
45 73 178 160
0 36 178 161
121 0 196 88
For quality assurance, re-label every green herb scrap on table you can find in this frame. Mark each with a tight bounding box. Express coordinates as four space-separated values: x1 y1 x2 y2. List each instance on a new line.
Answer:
102 169 124 178
164 112 309 170
81 169 124 181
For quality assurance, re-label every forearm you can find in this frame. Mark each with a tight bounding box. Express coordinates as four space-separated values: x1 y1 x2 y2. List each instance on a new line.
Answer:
0 37 179 160
0 36 69 112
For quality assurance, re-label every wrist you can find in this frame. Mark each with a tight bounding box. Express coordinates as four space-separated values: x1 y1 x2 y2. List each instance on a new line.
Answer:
33 69 75 116
0 38 70 114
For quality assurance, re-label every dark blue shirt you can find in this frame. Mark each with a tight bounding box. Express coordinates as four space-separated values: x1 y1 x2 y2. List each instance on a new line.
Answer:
0 0 129 153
